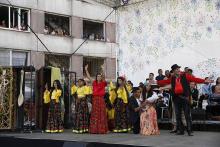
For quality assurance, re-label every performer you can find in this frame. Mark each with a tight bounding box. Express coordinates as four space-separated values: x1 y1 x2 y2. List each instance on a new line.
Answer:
46 80 63 133
111 77 131 133
105 81 116 131
71 79 90 133
140 84 161 135
157 64 213 136
129 87 143 134
42 83 50 131
85 64 108 134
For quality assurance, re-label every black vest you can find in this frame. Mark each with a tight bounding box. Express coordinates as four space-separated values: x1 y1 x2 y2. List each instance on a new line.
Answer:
171 73 191 97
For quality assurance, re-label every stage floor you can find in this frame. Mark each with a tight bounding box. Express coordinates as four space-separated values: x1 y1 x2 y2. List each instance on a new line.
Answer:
0 130 219 147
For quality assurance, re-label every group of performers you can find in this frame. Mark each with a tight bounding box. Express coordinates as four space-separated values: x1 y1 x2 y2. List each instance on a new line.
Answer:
42 64 213 136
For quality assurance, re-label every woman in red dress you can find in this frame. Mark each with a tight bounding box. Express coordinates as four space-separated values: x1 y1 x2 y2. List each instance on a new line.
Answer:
85 64 108 134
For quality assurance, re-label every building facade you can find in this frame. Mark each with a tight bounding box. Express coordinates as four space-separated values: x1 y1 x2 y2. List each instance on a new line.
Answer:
0 0 117 80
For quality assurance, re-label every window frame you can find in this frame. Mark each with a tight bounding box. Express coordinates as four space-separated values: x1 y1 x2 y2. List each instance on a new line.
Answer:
0 4 30 32
82 19 106 42
83 56 105 77
0 49 29 66
44 12 72 37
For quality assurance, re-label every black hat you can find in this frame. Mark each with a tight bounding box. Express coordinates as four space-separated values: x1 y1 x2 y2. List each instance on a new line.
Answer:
171 64 181 71
132 87 140 93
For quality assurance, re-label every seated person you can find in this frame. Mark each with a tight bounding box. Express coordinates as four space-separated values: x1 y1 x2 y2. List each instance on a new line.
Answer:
208 85 220 104
198 77 212 109
190 82 199 109
156 91 170 119
206 85 220 118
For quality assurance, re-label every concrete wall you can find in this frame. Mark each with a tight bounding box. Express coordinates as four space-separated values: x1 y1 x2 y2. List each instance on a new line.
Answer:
0 29 116 57
72 0 116 23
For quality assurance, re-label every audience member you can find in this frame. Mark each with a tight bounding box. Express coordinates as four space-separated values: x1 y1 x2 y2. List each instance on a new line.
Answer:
190 82 199 109
156 69 165 81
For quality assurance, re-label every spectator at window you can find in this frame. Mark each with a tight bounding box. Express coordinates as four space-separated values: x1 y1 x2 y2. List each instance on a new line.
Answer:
89 34 95 40
44 26 49 34
21 22 27 30
51 29 56 35
57 27 64 36
63 29 69 36
95 34 100 40
190 82 199 109
156 69 165 81
55 30 58 35
101 36 105 41
0 20 6 28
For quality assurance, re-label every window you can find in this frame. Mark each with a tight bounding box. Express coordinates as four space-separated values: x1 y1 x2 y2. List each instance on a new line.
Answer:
83 57 104 77
83 20 105 41
0 50 10 66
0 4 30 31
12 51 28 66
45 54 70 70
0 5 9 28
0 49 28 66
45 13 70 36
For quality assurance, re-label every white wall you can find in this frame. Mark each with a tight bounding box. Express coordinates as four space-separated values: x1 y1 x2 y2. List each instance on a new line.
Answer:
118 0 220 85
0 29 116 58
0 0 37 9
72 0 116 23
0 30 35 50
73 39 116 58
0 0 116 22
37 0 72 15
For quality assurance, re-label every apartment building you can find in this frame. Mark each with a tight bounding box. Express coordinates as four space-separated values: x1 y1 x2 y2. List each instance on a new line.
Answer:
0 0 117 80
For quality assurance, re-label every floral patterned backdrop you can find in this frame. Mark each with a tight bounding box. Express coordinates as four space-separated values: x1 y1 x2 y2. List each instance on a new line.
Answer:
118 0 220 85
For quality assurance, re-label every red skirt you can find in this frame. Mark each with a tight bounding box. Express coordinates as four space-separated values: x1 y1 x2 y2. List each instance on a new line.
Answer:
89 96 108 134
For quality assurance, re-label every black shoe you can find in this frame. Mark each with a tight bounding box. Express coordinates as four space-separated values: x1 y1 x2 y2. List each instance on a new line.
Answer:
176 131 184 135
170 130 177 133
187 131 193 136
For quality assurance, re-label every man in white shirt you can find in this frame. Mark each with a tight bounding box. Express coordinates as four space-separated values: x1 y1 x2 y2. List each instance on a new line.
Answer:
129 87 144 134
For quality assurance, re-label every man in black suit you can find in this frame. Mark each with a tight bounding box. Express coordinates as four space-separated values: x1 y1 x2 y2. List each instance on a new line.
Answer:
129 87 143 134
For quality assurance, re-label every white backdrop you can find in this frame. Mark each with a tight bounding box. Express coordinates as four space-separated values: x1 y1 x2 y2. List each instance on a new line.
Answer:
117 0 220 85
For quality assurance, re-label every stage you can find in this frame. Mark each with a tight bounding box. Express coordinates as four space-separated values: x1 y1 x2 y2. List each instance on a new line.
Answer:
0 130 219 147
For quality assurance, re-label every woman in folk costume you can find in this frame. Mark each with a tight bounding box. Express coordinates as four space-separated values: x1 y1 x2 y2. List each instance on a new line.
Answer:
85 64 108 134
111 77 131 133
140 84 161 135
71 79 90 133
46 80 64 133
104 81 117 131
84 80 93 113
